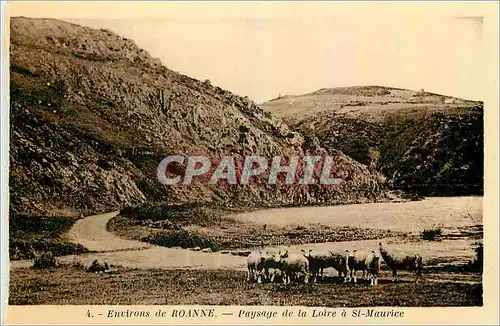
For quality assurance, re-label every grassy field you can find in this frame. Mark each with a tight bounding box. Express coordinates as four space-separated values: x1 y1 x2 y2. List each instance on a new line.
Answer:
9 265 482 306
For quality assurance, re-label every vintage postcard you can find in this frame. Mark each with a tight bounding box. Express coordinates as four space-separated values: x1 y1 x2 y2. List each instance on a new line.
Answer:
1 1 499 325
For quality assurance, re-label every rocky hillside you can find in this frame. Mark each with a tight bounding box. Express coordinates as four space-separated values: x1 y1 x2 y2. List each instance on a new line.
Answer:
263 86 483 196
9 17 390 221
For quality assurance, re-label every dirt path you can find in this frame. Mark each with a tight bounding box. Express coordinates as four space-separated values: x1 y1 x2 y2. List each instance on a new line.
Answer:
11 210 248 271
64 211 153 252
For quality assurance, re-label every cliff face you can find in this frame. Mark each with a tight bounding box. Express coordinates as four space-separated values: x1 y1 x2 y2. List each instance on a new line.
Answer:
263 86 484 196
9 17 389 219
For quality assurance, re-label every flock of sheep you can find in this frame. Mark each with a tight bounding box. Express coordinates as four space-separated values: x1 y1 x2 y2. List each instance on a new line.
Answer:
247 242 423 286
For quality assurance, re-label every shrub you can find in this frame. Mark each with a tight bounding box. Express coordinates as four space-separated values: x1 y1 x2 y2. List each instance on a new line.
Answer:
33 251 58 269
10 239 87 260
88 259 109 273
121 202 220 225
420 228 442 241
142 230 219 251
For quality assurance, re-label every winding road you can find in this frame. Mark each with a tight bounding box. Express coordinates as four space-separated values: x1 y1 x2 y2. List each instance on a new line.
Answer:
65 211 152 252
11 211 249 271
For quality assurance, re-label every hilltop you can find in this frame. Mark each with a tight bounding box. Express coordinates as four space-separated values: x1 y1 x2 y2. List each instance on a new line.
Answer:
262 85 481 124
262 86 483 196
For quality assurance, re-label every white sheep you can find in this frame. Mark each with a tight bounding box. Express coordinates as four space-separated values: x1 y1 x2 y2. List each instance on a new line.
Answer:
367 250 381 285
379 242 423 283
345 249 381 285
246 251 265 283
277 250 310 284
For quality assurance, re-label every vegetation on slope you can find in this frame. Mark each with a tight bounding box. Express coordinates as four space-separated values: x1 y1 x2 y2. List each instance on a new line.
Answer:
265 86 483 196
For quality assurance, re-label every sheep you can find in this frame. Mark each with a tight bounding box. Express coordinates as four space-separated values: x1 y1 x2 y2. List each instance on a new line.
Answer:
261 249 282 283
379 242 423 283
276 250 310 284
345 250 360 283
367 251 381 285
329 251 349 282
300 249 319 282
246 251 265 283
301 249 327 282
345 249 381 285
247 249 283 283
301 249 348 283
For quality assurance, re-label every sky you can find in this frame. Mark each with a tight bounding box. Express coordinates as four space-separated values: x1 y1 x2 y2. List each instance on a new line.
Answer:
7 2 492 103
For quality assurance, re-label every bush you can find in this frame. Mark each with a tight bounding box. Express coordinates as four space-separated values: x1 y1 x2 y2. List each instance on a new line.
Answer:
88 259 109 273
10 239 87 260
10 215 76 239
421 228 442 241
33 251 58 269
121 202 220 225
142 230 219 251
